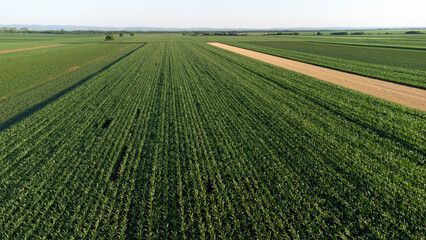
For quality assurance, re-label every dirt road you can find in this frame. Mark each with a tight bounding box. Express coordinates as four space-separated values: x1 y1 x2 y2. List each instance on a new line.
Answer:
0 44 69 54
208 42 426 111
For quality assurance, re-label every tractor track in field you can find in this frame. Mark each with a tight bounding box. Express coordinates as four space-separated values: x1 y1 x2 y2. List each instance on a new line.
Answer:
0 44 70 54
208 42 426 111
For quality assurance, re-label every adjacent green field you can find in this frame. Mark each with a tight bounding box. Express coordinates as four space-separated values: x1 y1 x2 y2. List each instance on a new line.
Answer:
0 39 424 239
222 40 426 89
0 43 142 126
196 32 426 49
0 33 105 50
0 43 137 99
0 38 58 51
241 41 426 71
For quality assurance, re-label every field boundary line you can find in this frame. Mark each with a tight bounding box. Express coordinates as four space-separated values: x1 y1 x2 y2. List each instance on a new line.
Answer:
0 44 70 54
207 42 426 111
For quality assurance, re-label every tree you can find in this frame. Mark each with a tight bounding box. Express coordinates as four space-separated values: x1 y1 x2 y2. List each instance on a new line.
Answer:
105 35 114 41
130 32 135 37
405 31 422 34
330 32 348 35
119 32 124 37
316 32 323 36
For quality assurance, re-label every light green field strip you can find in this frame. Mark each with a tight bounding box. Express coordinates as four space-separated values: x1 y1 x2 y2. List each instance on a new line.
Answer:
0 44 69 54
0 43 133 99
208 42 426 111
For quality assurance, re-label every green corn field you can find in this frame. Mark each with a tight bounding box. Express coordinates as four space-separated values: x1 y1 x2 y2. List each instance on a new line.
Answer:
0 33 425 239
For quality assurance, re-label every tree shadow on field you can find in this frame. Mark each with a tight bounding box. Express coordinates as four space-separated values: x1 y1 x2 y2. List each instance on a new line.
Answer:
0 44 146 132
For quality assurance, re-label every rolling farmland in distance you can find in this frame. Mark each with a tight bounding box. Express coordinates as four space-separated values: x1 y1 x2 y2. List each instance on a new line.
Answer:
0 32 425 239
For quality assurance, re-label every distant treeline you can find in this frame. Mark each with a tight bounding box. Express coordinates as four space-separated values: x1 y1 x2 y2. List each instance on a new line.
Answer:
264 32 299 36
0 28 248 36
329 31 424 35
1 27 149 35
330 32 348 35
0 27 111 34
405 31 423 34
183 31 248 36
1 27 424 36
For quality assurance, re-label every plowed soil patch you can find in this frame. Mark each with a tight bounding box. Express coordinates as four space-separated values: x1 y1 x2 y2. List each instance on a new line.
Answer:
0 44 70 54
208 42 426 111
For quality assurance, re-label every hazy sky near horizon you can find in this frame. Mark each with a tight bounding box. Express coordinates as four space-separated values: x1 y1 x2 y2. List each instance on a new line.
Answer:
2 0 425 28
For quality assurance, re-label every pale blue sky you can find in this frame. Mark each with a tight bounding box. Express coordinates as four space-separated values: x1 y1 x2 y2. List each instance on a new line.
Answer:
2 0 425 28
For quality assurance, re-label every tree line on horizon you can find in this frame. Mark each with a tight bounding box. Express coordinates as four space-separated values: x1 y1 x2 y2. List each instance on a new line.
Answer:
1 27 424 35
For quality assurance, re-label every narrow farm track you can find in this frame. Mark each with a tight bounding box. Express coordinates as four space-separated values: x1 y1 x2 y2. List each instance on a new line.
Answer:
208 42 426 111
0 44 70 54
0 42 424 239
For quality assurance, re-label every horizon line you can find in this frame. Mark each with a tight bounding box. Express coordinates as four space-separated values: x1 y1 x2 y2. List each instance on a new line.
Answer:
1 24 426 31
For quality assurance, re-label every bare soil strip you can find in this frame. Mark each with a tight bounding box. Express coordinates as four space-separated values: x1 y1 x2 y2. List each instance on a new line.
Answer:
208 42 426 111
0 44 70 54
